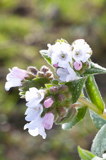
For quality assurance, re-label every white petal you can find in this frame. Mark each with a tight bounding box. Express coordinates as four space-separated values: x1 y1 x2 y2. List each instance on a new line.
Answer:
24 116 47 139
25 87 44 108
5 79 22 91
103 153 106 158
25 105 43 121
28 128 39 137
66 67 79 81
57 68 68 82
25 87 38 101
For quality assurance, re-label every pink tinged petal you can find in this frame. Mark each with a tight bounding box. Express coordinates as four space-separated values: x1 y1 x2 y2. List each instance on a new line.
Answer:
53 63 58 68
43 113 54 130
74 61 82 71
6 67 27 80
5 67 27 91
43 98 54 108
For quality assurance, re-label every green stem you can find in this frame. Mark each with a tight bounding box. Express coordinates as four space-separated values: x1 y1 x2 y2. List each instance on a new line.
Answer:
78 97 100 114
78 97 106 119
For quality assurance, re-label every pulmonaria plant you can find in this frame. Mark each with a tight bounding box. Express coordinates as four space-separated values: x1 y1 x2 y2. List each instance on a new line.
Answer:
5 39 106 158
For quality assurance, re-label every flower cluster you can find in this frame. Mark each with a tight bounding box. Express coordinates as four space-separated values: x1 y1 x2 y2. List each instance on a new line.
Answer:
40 39 92 82
5 38 95 139
24 87 54 139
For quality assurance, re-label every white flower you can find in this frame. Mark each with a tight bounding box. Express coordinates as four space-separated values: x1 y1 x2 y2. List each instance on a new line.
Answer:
25 104 43 121
24 103 46 139
5 67 28 91
51 42 72 68
24 106 54 138
25 87 45 108
56 66 79 82
24 116 46 139
72 39 92 63
40 41 72 68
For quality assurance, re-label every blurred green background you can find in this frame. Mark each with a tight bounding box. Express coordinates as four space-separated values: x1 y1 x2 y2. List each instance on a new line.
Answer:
0 0 106 159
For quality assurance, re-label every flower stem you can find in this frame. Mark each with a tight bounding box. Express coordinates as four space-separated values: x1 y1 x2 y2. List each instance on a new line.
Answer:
78 97 100 113
78 97 106 119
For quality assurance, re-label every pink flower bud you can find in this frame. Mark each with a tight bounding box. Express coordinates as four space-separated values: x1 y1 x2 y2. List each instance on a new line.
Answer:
74 61 82 71
43 112 54 130
43 97 54 108
53 63 58 68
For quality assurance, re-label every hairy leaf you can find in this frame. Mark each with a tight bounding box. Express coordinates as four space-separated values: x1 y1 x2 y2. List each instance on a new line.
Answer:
62 106 87 130
90 111 106 129
21 77 50 92
40 50 51 65
78 146 95 160
65 77 86 103
84 62 106 76
91 124 106 157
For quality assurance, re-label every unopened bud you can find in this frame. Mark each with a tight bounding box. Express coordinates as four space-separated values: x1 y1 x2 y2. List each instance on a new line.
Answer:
50 86 59 93
45 71 53 77
59 85 68 92
58 107 67 117
38 71 45 77
74 61 82 71
58 94 65 101
43 97 54 108
40 65 49 73
27 66 38 75
43 112 54 130
48 76 54 80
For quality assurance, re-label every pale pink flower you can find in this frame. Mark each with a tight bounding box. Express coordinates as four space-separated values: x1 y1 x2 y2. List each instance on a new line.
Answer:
43 112 54 130
5 67 28 91
43 97 54 108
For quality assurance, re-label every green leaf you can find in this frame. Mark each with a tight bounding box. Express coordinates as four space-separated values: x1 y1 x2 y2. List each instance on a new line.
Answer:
91 124 106 157
62 106 87 130
65 77 86 103
40 50 51 65
84 62 106 76
51 79 59 85
90 111 106 129
85 75 105 114
45 83 53 88
78 146 95 160
21 77 50 92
